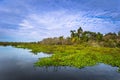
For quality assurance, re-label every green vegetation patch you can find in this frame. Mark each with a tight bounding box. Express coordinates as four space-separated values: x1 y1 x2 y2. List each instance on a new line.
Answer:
33 45 120 69
0 27 120 69
0 42 120 69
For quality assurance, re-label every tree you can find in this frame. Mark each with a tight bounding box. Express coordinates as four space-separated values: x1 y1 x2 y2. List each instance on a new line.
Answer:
96 32 103 41
82 31 91 41
70 30 76 38
118 31 120 36
70 30 80 43
59 36 64 45
77 27 83 38
104 32 117 40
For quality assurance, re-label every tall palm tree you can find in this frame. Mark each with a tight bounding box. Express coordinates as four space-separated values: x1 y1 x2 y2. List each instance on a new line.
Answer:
77 27 83 38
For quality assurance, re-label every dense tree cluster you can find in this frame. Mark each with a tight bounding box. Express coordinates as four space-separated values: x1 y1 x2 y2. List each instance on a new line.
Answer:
0 27 120 48
39 27 120 47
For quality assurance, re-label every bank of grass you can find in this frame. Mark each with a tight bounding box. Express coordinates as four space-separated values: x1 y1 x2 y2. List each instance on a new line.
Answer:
36 46 120 68
12 43 120 69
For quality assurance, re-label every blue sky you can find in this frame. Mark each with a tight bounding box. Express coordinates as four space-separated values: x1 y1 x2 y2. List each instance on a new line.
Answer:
0 0 120 42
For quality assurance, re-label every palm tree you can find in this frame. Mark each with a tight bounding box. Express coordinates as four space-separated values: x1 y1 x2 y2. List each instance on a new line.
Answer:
77 27 83 38
70 30 76 38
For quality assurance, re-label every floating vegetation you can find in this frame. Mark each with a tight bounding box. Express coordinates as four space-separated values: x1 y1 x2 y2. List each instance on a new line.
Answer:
3 43 119 69
0 27 120 69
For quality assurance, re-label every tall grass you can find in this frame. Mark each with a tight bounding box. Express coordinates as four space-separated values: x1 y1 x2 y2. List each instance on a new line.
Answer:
35 45 120 69
1 43 120 69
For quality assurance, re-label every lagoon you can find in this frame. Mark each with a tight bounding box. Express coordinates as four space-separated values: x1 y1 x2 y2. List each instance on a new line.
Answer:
0 46 120 80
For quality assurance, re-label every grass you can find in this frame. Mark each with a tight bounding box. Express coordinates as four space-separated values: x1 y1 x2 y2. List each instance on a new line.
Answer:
1 43 120 70
36 46 120 69
8 43 120 69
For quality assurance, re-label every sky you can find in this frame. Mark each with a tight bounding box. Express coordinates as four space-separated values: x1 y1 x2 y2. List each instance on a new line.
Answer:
0 0 120 42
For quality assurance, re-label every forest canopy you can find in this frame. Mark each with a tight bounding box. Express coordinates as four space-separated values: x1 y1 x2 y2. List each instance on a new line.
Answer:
0 27 120 48
38 27 120 48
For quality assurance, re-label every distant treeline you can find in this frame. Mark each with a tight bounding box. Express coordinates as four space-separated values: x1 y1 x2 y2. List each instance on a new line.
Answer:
39 27 120 47
0 27 120 47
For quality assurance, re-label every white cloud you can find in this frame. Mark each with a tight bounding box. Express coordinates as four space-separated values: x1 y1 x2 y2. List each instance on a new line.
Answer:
26 11 81 30
8 10 119 41
17 11 84 41
19 20 34 29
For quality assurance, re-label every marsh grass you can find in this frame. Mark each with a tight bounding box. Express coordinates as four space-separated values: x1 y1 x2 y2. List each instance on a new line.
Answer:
11 43 120 69
1 43 120 68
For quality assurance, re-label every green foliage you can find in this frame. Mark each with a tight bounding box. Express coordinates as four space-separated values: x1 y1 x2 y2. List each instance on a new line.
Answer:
0 41 120 70
34 45 120 69
118 31 120 36
0 27 120 70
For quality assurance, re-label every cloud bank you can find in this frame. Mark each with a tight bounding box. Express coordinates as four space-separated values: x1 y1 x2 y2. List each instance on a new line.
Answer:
0 0 120 41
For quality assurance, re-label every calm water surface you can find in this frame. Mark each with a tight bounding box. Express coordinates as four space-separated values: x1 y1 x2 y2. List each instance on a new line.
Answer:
0 46 120 80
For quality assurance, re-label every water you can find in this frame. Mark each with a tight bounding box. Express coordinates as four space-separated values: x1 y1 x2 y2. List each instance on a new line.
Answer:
0 46 120 80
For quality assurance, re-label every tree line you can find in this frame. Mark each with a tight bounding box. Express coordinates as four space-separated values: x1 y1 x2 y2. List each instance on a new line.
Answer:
39 27 120 47
0 27 120 48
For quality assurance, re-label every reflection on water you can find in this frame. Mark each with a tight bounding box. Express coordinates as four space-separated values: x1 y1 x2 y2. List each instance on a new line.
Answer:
0 46 120 80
